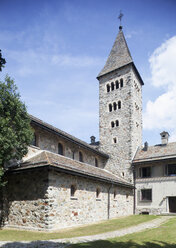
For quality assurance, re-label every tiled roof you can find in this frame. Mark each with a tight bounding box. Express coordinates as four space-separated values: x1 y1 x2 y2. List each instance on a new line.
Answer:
133 142 176 164
98 28 133 78
30 115 108 159
97 28 144 85
10 150 133 188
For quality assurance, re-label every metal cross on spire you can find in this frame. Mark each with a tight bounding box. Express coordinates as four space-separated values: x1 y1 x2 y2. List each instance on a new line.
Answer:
118 10 124 29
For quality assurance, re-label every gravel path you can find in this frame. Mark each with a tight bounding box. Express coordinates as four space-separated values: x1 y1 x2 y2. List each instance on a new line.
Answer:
0 216 173 248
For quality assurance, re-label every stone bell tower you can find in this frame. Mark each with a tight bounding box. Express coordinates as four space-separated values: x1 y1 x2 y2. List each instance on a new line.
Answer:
97 26 144 181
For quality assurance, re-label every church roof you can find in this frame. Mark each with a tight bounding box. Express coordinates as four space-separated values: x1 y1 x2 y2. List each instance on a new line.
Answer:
98 27 133 78
30 115 109 159
10 150 133 188
133 142 176 164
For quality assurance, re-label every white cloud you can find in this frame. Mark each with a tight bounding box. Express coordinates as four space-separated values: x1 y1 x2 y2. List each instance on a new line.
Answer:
149 36 176 88
5 48 102 78
143 36 176 141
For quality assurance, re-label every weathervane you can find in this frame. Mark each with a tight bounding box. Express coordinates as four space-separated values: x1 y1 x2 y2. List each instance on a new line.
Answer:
118 10 123 29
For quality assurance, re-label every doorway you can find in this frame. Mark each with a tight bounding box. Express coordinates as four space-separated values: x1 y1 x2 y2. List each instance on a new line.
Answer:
169 197 176 213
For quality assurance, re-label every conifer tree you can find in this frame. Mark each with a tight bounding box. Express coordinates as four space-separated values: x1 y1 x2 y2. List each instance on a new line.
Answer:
0 76 33 185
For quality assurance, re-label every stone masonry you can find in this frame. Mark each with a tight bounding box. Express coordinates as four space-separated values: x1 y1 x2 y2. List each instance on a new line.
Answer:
46 171 133 230
2 168 133 231
99 58 142 181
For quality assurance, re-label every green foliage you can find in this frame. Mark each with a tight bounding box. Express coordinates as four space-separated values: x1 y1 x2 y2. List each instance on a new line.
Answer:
0 76 33 182
0 50 6 71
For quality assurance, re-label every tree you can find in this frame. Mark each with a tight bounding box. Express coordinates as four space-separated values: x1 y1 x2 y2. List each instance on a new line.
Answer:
0 50 6 71
0 76 33 185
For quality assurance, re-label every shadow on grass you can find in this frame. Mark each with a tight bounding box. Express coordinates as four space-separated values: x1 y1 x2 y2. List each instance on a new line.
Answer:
0 240 176 248
70 240 176 248
0 240 69 247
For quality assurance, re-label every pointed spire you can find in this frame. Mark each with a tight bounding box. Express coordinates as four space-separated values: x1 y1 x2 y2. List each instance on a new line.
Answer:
97 27 133 78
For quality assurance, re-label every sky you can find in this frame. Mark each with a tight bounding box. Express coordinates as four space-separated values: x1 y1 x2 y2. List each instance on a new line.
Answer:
0 0 176 146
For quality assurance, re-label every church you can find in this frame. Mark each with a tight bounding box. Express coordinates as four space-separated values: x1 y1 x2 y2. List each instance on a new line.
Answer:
1 24 176 231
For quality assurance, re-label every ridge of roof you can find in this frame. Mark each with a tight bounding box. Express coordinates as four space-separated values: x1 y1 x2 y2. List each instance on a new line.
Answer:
97 28 133 78
30 115 109 159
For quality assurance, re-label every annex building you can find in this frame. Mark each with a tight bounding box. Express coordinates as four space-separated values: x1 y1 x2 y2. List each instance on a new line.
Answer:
1 25 176 231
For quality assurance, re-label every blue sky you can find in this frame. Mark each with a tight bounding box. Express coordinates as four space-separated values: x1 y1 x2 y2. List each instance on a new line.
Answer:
0 0 176 146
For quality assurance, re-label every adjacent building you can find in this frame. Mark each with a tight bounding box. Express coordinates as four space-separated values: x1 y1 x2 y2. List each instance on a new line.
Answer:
133 132 176 215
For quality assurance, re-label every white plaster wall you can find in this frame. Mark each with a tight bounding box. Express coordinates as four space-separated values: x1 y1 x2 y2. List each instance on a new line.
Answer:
136 176 176 214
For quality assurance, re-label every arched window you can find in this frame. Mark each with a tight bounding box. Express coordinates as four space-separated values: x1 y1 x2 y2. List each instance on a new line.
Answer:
111 82 114 91
113 137 117 144
96 188 100 198
116 120 119 127
70 185 76 197
79 151 83 162
118 101 121 109
120 78 123 87
115 80 119 89
107 84 110 92
109 104 112 112
31 133 37 146
95 158 98 167
111 121 115 128
113 102 117 111
114 190 117 199
58 143 63 155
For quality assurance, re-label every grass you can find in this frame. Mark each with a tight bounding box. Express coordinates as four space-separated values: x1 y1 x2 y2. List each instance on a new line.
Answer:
70 217 176 248
0 215 158 241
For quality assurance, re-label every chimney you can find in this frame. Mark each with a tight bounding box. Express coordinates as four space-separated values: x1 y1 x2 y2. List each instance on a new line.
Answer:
90 136 96 144
143 141 148 151
160 131 169 145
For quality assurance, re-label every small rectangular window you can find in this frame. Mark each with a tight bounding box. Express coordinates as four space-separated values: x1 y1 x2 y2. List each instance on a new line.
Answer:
166 164 176 176
139 167 151 178
141 189 152 201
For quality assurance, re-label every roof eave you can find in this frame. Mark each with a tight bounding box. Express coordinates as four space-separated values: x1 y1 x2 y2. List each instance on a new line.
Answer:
133 156 176 165
97 62 144 86
7 163 133 189
30 117 109 159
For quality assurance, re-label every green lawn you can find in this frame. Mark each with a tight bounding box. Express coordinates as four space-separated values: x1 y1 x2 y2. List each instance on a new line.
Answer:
70 217 176 248
0 215 158 241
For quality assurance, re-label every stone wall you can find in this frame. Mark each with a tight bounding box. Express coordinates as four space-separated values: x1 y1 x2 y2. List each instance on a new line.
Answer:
2 169 49 230
46 170 133 230
31 125 106 169
98 64 143 182
2 169 133 231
